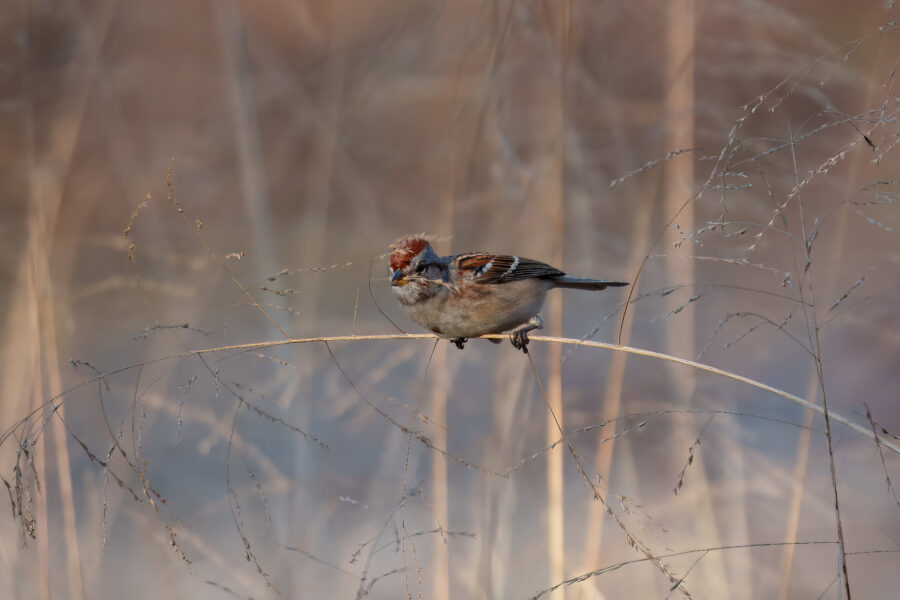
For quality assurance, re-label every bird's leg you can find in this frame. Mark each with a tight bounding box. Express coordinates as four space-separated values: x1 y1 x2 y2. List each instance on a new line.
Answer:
451 337 468 350
509 315 544 354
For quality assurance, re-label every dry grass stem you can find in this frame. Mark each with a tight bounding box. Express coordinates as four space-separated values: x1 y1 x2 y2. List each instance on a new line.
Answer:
29 333 888 455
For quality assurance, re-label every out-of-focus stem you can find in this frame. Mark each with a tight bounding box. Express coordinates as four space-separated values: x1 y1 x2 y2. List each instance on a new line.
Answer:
544 3 571 598
662 2 733 595
581 182 653 584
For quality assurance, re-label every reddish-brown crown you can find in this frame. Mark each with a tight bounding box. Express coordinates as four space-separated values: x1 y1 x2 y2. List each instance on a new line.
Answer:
389 235 430 271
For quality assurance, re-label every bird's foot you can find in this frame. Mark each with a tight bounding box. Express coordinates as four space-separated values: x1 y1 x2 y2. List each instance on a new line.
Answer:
510 330 530 353
509 316 544 354
451 337 468 350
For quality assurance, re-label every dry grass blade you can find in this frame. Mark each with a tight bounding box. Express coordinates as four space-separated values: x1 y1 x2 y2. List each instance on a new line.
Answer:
529 540 838 600
673 415 716 495
164 334 900 454
525 351 692 598
8 334 897 457
863 404 900 507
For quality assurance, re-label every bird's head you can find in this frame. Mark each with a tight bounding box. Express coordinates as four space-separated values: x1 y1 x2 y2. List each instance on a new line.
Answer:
388 235 446 303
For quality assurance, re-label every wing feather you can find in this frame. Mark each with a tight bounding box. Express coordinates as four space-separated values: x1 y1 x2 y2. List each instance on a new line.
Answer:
455 253 565 284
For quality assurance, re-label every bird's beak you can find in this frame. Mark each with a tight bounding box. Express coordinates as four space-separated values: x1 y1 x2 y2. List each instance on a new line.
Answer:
390 270 407 287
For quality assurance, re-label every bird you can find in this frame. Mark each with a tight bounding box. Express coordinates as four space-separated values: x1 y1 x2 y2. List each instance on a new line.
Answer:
388 234 629 352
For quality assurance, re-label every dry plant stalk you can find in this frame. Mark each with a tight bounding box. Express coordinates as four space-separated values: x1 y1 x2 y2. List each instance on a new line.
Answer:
661 1 732 594
542 3 570 596
581 180 654 576
97 333 894 454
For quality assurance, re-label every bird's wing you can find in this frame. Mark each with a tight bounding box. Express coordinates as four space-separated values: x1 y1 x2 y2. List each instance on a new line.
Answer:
454 253 565 284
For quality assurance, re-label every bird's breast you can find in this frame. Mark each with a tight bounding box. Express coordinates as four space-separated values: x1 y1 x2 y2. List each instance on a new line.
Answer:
401 279 551 338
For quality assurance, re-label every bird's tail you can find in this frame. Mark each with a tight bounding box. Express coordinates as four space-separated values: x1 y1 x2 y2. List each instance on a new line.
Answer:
550 276 629 291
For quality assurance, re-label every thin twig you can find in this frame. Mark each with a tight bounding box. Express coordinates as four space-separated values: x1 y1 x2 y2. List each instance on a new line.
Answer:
525 351 692 598
5 334 899 456
529 540 837 599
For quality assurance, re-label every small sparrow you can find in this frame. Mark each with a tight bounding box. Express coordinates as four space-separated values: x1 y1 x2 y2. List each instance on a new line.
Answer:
388 235 628 352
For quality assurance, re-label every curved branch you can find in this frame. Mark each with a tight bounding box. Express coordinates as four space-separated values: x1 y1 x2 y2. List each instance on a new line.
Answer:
169 333 899 455
7 334 898 456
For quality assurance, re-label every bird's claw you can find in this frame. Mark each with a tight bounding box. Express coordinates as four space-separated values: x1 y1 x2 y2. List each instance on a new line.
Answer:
451 338 468 350
509 315 542 354
509 330 530 354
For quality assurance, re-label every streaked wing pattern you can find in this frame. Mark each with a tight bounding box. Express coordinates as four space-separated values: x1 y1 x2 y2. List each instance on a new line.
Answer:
455 253 565 284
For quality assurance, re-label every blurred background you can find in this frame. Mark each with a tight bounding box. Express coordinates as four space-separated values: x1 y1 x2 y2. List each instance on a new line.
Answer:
2 1 899 598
